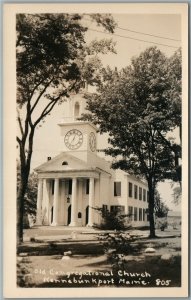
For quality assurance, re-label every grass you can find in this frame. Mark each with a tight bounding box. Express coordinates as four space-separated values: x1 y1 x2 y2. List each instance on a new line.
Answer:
17 230 181 288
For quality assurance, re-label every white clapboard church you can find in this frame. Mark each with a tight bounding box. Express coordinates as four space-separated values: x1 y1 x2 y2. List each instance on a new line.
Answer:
35 91 149 228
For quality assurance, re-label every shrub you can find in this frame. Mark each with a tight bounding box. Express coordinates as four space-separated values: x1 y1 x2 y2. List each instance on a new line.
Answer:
93 206 131 230
98 232 142 284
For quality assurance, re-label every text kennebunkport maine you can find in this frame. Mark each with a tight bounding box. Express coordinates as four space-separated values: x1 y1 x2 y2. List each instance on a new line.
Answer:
33 269 172 287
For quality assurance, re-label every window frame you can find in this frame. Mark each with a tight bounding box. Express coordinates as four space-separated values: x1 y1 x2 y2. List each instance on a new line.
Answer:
114 181 121 197
139 187 142 201
134 185 138 199
128 182 133 198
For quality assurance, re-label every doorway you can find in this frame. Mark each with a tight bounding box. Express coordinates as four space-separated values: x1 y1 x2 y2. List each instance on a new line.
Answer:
85 206 89 225
67 205 71 225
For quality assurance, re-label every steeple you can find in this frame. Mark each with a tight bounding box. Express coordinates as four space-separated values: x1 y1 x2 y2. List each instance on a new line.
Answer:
58 88 98 163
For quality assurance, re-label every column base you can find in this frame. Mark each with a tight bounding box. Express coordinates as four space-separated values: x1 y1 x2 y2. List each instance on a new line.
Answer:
86 223 94 227
51 222 58 226
69 222 78 227
35 218 42 226
35 222 42 226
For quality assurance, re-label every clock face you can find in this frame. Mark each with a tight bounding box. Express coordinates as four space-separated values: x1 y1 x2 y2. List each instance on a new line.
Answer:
64 129 83 150
89 132 96 152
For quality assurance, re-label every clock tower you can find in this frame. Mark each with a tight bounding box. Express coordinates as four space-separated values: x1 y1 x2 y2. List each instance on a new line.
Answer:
58 92 98 163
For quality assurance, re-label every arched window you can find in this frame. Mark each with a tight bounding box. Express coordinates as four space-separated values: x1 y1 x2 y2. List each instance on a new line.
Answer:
74 102 80 119
62 161 68 166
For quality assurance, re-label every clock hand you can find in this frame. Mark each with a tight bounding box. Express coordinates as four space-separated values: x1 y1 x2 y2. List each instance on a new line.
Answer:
71 134 77 144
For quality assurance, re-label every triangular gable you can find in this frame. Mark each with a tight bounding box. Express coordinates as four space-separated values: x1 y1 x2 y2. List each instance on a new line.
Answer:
34 152 93 172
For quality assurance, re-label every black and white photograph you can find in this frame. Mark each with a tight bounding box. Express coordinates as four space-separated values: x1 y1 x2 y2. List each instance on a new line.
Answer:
3 3 188 298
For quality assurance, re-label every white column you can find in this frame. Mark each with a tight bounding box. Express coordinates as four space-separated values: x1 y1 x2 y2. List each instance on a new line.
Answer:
36 178 43 225
69 178 78 226
42 179 49 225
51 178 59 226
87 177 94 227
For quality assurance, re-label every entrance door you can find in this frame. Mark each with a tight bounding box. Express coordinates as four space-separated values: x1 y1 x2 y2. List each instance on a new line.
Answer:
85 206 89 225
67 205 71 225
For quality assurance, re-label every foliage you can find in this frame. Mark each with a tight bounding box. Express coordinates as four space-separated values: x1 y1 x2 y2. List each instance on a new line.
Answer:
98 232 142 282
16 13 116 242
154 190 169 218
82 47 181 238
172 185 182 205
17 161 37 216
93 206 131 230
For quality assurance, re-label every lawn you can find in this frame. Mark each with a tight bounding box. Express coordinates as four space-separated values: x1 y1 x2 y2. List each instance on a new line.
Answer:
17 228 181 288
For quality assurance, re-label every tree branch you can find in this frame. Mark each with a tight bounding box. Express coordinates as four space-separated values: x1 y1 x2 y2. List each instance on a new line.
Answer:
30 78 53 114
17 136 21 145
17 109 24 136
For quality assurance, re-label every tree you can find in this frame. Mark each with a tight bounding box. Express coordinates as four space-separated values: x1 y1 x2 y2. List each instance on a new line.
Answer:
82 47 181 238
154 190 169 218
16 13 116 243
172 185 182 205
17 161 37 221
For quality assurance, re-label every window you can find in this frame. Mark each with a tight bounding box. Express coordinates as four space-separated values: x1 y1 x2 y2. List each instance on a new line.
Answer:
134 185 138 199
128 182 133 197
114 182 121 196
111 205 125 213
139 187 142 200
134 207 138 221
62 161 68 166
102 205 108 212
68 179 72 195
143 209 145 221
86 179 89 195
102 205 108 217
143 189 146 201
139 208 142 221
74 102 80 118
128 206 133 221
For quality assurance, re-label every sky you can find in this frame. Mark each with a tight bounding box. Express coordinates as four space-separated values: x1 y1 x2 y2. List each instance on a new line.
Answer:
29 13 181 211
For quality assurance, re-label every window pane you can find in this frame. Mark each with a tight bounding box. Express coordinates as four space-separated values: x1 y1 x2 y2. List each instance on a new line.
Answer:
74 102 80 118
134 207 138 221
139 208 142 221
128 206 133 221
129 182 133 197
143 189 146 201
134 185 138 199
139 187 142 200
114 182 121 196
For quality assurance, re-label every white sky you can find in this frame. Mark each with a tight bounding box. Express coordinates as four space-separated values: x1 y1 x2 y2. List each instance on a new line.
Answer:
30 13 181 211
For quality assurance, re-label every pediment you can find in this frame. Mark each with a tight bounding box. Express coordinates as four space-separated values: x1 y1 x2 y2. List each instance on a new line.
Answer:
35 152 93 172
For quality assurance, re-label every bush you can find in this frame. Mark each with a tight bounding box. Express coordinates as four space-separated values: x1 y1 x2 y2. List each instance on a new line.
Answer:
93 207 131 230
98 232 143 284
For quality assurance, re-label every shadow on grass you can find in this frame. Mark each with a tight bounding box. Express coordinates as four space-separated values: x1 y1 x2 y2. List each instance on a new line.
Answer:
18 241 104 256
17 254 181 288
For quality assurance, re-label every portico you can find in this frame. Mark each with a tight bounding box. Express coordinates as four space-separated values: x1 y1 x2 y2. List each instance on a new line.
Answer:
35 170 99 227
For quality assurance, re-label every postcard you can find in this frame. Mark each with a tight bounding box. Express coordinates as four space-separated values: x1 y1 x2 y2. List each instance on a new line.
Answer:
3 2 188 298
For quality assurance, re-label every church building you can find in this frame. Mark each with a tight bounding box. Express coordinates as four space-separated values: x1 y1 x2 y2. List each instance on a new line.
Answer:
35 92 149 228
